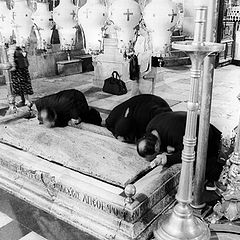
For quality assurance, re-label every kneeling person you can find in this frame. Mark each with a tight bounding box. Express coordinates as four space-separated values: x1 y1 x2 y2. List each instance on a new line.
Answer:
137 111 224 186
35 89 102 127
105 94 172 143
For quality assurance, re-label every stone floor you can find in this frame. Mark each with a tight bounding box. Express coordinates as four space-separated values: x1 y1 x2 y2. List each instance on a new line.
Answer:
0 64 239 240
0 188 98 240
1 64 239 133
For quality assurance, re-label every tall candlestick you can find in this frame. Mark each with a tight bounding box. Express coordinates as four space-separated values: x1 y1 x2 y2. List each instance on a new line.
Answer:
153 4 224 240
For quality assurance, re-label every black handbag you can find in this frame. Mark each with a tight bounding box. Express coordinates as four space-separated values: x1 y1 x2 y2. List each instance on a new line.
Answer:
151 56 165 67
129 54 140 81
102 71 127 95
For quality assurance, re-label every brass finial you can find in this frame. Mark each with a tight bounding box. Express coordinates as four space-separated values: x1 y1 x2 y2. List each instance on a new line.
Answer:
124 184 136 204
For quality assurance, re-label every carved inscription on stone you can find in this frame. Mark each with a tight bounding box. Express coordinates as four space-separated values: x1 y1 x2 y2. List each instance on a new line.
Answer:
0 157 143 221
0 158 42 182
82 194 126 218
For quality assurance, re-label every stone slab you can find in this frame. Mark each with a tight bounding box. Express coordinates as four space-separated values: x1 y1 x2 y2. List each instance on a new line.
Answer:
0 117 150 187
72 122 114 138
0 142 180 240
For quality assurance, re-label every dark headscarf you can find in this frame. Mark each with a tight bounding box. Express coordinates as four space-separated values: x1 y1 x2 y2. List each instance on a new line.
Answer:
114 117 137 143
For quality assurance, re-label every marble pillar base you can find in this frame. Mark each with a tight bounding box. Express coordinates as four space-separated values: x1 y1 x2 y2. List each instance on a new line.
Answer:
0 116 181 240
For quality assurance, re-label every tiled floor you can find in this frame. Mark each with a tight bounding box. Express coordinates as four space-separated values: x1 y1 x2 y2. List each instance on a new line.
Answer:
0 188 98 240
0 64 240 239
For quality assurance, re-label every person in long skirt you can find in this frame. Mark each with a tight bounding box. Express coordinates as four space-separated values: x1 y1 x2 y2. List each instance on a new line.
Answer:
8 41 34 107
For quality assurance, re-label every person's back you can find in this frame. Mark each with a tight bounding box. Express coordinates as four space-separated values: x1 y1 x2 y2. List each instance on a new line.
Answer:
146 111 221 159
146 111 187 155
105 94 172 142
145 111 223 182
35 89 101 127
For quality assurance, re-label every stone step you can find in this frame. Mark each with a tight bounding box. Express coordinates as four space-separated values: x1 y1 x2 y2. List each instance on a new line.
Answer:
0 75 5 85
72 55 94 72
164 56 191 67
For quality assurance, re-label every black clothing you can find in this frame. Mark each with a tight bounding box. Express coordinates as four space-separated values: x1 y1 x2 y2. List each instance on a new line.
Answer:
11 47 33 96
50 24 60 44
35 89 101 127
14 47 29 68
146 111 223 181
129 54 140 81
49 0 60 11
106 94 172 141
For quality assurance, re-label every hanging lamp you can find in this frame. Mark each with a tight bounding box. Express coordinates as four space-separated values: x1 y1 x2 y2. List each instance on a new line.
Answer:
143 0 178 55
0 0 13 44
53 0 77 50
78 0 107 53
31 0 52 50
12 0 33 46
109 0 141 49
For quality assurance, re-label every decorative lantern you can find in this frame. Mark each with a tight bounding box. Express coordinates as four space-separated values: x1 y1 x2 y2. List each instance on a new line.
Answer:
12 0 33 46
78 0 107 53
31 0 52 50
143 0 178 55
0 0 13 43
109 0 141 49
53 0 77 50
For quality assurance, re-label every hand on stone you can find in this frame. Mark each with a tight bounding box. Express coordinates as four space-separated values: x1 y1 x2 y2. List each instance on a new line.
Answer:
150 153 167 169
167 145 175 154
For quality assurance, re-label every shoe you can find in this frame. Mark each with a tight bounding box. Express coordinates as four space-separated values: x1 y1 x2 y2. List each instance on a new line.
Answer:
205 181 217 191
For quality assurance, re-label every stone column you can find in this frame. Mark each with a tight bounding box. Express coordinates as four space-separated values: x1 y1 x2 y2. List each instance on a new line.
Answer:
0 39 16 114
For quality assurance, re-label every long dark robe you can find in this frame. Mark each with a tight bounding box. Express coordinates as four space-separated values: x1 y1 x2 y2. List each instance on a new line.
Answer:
11 47 33 96
35 89 90 127
146 111 223 181
106 94 172 141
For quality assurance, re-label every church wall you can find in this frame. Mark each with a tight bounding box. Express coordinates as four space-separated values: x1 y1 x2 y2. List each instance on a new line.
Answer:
1 0 221 80
26 26 85 79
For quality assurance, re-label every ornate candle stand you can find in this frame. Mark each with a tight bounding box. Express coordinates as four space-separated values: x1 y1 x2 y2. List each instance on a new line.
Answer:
0 41 16 114
192 0 218 210
209 94 240 223
153 6 224 240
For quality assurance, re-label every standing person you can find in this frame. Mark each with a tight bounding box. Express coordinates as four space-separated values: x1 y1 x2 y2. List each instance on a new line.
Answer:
130 21 153 96
8 40 34 107
137 111 224 190
105 94 172 143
